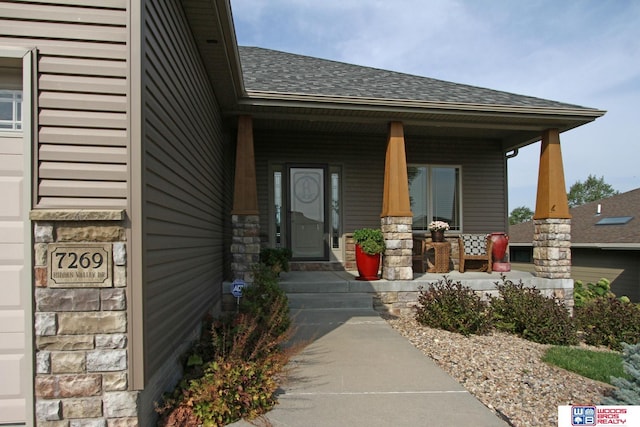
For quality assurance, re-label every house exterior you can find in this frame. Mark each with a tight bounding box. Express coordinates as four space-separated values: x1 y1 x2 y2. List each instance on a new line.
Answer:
510 188 640 301
0 1 604 426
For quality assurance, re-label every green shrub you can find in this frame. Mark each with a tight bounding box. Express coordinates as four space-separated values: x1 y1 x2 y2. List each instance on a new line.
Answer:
574 297 640 351
240 263 291 339
259 247 292 275
490 279 577 345
414 277 493 336
188 357 281 426
157 313 292 427
574 278 615 308
353 228 385 255
601 342 640 405
156 265 294 426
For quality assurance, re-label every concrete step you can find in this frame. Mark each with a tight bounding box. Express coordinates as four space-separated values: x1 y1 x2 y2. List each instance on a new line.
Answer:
287 293 373 310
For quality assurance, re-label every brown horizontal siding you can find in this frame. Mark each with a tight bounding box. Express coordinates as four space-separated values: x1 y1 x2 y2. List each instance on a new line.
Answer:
511 248 640 302
572 248 640 302
141 0 230 391
39 110 127 128
39 162 127 181
39 74 127 94
0 2 126 25
36 197 124 208
0 0 129 208
1 20 126 43
39 92 127 112
39 128 126 146
39 57 127 77
254 131 387 236
0 37 126 59
39 180 126 198
255 131 508 239
39 145 127 163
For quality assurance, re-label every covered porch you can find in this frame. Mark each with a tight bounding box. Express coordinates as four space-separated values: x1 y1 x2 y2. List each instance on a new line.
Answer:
227 47 605 284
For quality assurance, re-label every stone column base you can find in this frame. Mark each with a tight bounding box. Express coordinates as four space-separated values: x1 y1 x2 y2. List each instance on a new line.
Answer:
533 218 571 279
231 214 261 282
381 216 413 280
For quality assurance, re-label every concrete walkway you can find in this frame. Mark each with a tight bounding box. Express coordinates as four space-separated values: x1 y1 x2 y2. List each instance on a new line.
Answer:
230 307 509 427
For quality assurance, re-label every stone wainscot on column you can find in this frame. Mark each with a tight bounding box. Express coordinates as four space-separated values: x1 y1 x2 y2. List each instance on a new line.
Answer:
30 209 138 427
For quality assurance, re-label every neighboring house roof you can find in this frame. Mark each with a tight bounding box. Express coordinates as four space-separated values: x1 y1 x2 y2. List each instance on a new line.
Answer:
238 46 584 110
509 188 640 249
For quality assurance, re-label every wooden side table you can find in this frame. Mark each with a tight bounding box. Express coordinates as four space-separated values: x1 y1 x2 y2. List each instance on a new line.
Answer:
424 241 451 273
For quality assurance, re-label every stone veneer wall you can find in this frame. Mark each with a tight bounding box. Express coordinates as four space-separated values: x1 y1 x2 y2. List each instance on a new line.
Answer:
30 210 138 427
381 216 413 280
374 277 574 316
230 214 260 282
533 218 571 279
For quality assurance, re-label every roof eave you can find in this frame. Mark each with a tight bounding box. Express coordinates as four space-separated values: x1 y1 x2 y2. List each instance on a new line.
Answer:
240 90 607 119
183 0 246 109
232 90 604 148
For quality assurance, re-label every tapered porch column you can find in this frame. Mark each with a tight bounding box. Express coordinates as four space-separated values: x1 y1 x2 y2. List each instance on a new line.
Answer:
533 128 571 279
380 122 413 280
231 115 260 281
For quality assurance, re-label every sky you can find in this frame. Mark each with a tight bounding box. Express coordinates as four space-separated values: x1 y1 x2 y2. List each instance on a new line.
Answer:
229 0 640 211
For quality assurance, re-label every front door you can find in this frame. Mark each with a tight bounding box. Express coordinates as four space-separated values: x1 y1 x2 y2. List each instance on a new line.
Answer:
288 166 328 260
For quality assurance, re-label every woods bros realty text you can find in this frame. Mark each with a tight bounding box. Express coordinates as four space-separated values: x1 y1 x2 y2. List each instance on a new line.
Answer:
558 406 639 426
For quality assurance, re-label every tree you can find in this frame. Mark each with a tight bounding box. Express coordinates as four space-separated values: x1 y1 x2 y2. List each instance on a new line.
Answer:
509 206 534 225
567 175 618 208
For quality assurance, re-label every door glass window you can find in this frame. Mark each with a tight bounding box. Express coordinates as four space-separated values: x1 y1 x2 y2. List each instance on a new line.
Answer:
331 170 340 249
274 171 282 245
290 167 325 259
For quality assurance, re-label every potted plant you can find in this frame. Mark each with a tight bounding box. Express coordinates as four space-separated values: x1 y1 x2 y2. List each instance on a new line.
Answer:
352 228 385 281
428 221 450 242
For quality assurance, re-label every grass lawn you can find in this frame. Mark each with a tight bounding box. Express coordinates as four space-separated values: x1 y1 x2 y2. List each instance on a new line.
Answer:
542 346 627 384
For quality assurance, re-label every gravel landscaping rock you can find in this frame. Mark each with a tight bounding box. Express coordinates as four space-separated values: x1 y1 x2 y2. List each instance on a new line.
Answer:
385 314 614 427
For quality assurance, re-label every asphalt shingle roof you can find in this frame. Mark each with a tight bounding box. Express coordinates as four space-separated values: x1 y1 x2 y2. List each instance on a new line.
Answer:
238 46 590 110
509 188 640 245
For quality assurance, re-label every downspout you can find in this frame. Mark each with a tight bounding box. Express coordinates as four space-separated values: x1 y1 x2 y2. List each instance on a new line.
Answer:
504 148 519 230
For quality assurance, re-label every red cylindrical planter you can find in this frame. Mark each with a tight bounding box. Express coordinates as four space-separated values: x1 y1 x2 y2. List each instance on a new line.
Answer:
490 232 509 262
355 244 381 281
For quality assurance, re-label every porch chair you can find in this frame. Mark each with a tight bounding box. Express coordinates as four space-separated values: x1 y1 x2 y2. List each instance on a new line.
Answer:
458 234 493 273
